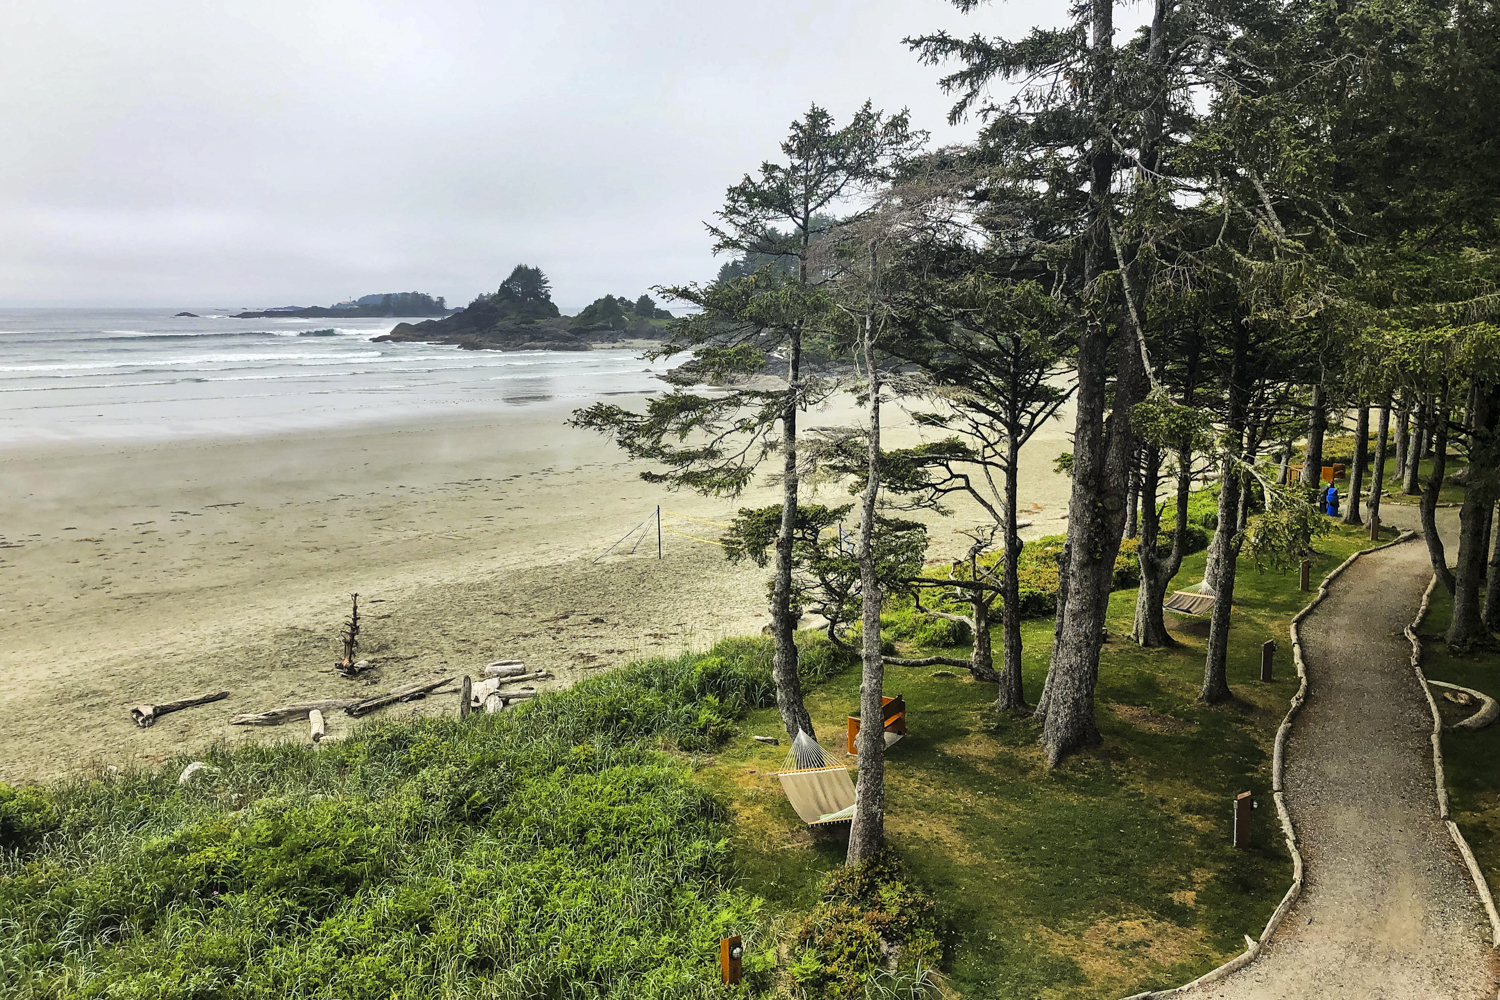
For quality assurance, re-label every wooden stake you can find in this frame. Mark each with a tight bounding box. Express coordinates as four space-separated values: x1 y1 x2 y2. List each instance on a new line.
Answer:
459 676 472 720
1299 559 1311 592
1261 641 1276 683
657 505 662 560
1234 791 1252 849
719 935 743 985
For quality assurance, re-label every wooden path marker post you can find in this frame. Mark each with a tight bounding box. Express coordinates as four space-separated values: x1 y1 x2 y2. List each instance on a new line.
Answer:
1261 641 1276 683
1233 791 1253 849
1299 558 1312 592
719 935 743 985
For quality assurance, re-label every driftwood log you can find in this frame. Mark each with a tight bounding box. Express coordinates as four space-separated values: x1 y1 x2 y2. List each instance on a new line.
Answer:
309 709 326 744
344 676 455 717
497 669 549 685
231 699 358 726
131 690 230 728
484 661 527 678
470 675 547 708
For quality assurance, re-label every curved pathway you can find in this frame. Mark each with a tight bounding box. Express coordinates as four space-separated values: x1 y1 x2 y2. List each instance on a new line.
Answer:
1188 530 1498 999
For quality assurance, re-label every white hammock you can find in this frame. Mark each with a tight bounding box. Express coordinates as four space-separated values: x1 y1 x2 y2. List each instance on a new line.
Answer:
777 730 856 825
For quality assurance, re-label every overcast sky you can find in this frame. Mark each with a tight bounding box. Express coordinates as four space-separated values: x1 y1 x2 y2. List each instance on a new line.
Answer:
1 1 1075 310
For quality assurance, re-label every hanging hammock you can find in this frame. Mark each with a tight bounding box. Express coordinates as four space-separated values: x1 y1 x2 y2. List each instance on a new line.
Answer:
776 730 857 825
1163 590 1217 616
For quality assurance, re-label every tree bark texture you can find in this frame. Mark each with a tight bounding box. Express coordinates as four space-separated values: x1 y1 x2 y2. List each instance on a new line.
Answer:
1033 539 1069 722
1404 396 1428 495
1394 395 1411 480
1124 457 1140 539
1421 385 1456 595
771 329 815 740
1485 502 1500 631
1342 404 1369 526
1448 382 1498 645
1367 399 1391 525
1299 384 1327 486
848 306 886 865
1134 443 1190 647
1200 327 1249 703
1042 325 1144 764
997 437 1027 710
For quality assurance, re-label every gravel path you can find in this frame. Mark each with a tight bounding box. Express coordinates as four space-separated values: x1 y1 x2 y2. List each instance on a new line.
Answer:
1187 527 1498 999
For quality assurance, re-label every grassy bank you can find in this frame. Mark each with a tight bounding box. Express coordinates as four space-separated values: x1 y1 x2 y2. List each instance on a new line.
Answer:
0 645 823 1000
698 522 1392 999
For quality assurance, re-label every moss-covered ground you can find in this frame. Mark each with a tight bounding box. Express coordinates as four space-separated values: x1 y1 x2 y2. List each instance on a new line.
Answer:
1414 587 1500 885
696 523 1394 999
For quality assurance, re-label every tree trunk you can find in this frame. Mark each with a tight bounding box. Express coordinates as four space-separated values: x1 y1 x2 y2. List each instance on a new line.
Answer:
1448 382 1498 646
1420 384 1455 595
1042 323 1143 764
1124 455 1140 539
1033 539 1069 722
1278 446 1291 485
1484 502 1500 631
771 328 814 739
1367 398 1391 526
848 294 886 865
1200 328 1249 703
1342 404 1368 526
997 438 1026 710
1299 384 1327 486
1394 395 1411 481
1404 396 1428 495
1133 444 1174 647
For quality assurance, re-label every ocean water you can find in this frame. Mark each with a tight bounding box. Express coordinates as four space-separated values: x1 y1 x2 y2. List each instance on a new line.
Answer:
0 309 669 445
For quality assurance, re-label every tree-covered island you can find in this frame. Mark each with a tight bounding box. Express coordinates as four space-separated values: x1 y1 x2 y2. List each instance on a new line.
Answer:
374 265 674 351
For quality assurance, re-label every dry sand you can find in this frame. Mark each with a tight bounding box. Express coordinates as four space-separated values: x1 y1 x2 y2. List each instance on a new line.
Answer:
0 391 1074 783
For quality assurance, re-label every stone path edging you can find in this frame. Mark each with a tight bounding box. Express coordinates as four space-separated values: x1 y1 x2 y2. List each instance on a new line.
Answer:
1119 530 1420 1000
1406 574 1500 949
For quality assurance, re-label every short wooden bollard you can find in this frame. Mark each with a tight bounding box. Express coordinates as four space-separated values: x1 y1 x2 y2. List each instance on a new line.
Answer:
459 676 472 720
1233 792 1253 849
1261 641 1276 682
1299 558 1311 592
1369 514 1381 541
719 935 743 985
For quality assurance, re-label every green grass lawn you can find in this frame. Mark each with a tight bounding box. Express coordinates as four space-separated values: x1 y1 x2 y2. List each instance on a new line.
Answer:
696 523 1394 999
1375 456 1469 506
1413 587 1500 883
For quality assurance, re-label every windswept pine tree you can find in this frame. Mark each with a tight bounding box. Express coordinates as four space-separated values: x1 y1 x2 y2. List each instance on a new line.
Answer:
572 104 922 740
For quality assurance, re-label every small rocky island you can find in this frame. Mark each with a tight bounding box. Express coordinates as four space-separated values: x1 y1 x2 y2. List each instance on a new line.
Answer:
374 265 671 352
235 291 451 319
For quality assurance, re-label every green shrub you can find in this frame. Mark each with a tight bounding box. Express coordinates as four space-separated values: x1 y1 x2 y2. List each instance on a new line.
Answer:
789 851 941 1000
0 783 58 852
879 605 972 649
